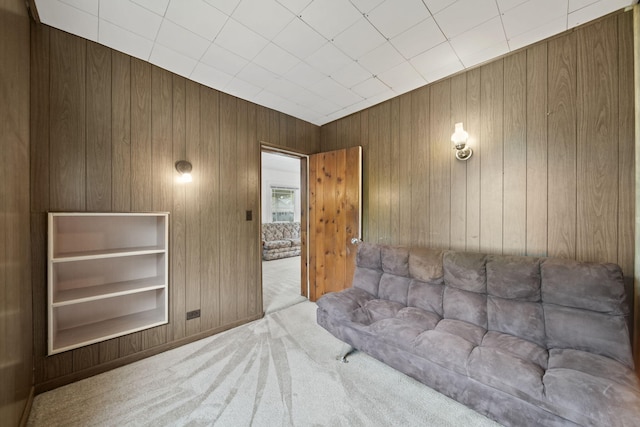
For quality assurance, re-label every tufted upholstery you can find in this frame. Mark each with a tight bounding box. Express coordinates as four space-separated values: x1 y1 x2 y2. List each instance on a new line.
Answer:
261 222 301 260
317 243 640 427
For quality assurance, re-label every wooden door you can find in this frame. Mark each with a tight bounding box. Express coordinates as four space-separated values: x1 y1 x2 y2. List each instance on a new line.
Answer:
308 146 362 301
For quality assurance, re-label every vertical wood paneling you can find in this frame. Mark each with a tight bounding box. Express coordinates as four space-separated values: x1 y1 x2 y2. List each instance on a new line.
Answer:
548 33 577 259
111 52 131 212
368 106 380 243
377 102 391 243
171 75 187 341
130 58 152 212
503 52 527 255
246 104 260 315
390 98 401 243
49 30 86 211
479 60 504 254
411 87 430 247
398 94 413 246
465 69 481 252
450 74 467 251
429 81 451 248
199 87 220 330
86 42 112 211
525 44 548 256
576 18 619 263
185 80 202 336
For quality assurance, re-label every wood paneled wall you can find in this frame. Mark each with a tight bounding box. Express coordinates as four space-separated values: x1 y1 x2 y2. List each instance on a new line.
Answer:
321 12 636 356
30 24 320 390
0 0 32 424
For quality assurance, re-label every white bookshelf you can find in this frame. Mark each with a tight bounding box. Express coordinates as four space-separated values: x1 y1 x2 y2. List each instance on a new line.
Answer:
48 212 169 355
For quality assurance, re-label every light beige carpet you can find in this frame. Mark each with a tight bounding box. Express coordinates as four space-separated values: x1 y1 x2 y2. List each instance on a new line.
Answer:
28 301 501 427
262 256 306 313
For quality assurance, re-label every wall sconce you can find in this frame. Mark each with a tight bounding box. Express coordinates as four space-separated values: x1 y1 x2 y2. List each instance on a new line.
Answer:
175 160 193 182
451 122 472 161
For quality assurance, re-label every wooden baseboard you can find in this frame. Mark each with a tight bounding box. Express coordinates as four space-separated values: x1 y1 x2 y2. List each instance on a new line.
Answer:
34 313 263 394
19 386 35 427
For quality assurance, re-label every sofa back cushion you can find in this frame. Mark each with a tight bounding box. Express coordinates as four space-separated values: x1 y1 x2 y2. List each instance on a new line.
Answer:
382 246 410 276
541 258 633 368
442 252 488 329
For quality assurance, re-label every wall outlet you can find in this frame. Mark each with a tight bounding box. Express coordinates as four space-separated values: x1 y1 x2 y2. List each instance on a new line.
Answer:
246 210 252 221
186 309 201 320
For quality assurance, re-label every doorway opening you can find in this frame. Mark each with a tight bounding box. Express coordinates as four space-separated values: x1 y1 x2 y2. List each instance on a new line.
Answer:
260 149 307 314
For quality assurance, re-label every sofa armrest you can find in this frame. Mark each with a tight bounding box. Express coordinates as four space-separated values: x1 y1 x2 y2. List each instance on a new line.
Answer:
317 287 375 323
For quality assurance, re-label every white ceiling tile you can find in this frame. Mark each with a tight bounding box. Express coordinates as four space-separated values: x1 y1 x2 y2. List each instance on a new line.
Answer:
266 79 313 105
299 0 362 39
422 0 457 14
365 89 397 106
99 0 162 40
190 62 234 88
450 17 506 61
377 61 426 94
358 42 405 75
568 0 599 12
204 0 240 15
98 19 154 60
391 17 446 59
309 77 364 107
495 0 528 12
36 0 98 41
458 41 509 68
351 0 385 13
352 77 389 99
254 89 299 114
331 62 372 88
284 62 327 87
232 0 295 40
156 20 210 60
410 42 462 82
502 0 568 39
214 19 269 60
277 0 313 14
367 0 431 39
236 63 279 89
273 18 327 59
434 0 499 39
253 43 300 75
131 0 170 16
568 0 631 28
224 78 263 100
165 0 228 41
59 0 98 15
200 44 248 76
298 92 341 115
149 44 198 78
507 16 566 50
332 18 386 60
305 42 353 75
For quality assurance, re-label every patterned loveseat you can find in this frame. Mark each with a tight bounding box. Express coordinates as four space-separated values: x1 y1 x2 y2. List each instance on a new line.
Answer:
261 222 301 260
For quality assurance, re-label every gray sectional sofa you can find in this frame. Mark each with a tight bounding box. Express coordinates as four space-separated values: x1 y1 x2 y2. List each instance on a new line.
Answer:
316 243 640 426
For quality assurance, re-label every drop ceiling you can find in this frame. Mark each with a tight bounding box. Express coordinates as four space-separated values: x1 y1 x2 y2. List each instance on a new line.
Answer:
33 0 634 126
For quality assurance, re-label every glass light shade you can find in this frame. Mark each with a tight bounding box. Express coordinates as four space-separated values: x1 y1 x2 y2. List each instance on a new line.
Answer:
451 122 468 148
177 172 192 183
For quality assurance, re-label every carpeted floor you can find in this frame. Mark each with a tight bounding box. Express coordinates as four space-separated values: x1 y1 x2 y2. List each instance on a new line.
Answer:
262 256 306 314
28 301 500 427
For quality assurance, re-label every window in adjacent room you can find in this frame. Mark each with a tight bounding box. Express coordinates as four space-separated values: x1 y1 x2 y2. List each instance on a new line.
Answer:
271 187 296 222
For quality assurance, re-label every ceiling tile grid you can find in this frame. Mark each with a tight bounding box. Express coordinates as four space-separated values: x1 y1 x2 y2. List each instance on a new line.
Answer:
36 0 634 125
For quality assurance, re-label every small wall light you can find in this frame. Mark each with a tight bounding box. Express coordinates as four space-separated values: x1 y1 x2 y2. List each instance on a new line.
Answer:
175 160 193 182
451 122 472 161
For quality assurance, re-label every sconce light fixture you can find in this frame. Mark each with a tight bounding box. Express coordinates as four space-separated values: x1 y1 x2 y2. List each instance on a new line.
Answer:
175 160 193 183
451 122 472 161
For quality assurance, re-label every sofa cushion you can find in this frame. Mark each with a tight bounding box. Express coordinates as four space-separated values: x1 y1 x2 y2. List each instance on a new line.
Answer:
352 267 383 296
382 246 410 276
443 286 487 329
408 248 444 283
357 243 382 270
361 299 404 324
435 319 485 346
263 239 291 250
544 304 633 368
468 346 545 402
486 255 541 301
407 279 443 316
488 296 545 348
443 251 487 293
378 273 411 305
548 349 639 390
288 238 301 247
414 328 476 375
541 258 627 314
370 308 440 351
481 331 548 369
315 287 375 324
544 361 640 427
